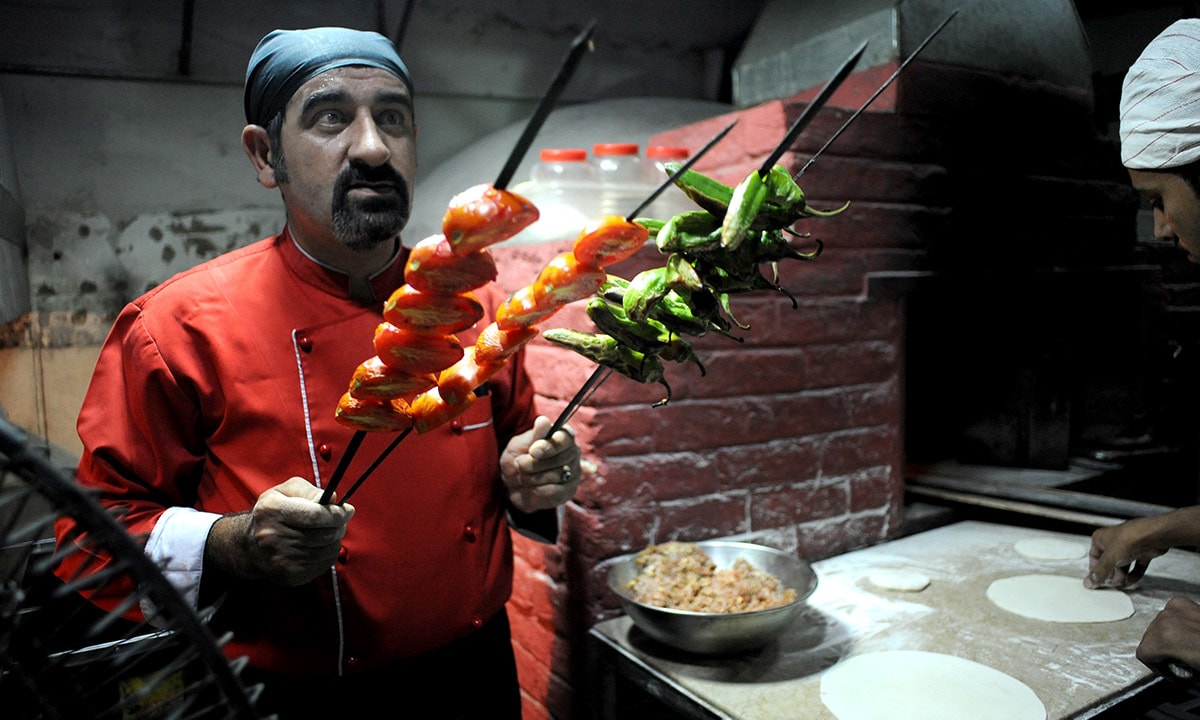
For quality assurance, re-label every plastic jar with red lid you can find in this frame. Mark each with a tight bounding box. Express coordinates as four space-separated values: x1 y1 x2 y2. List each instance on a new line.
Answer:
530 148 595 185
644 145 694 218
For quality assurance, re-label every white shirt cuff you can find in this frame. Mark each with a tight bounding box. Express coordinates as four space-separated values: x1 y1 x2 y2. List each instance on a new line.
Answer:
140 506 221 625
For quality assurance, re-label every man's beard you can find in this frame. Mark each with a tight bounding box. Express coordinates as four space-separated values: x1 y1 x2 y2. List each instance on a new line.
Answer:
331 162 411 251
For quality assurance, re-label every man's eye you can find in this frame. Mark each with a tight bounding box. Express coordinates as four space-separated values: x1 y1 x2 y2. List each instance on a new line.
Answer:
378 109 408 128
317 109 347 125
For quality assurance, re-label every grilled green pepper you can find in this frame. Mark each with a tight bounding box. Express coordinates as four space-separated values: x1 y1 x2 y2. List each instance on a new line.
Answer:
542 327 672 406
585 298 705 374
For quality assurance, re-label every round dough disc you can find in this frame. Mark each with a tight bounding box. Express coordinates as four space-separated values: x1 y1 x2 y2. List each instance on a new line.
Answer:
820 650 1045 720
1014 537 1087 561
987 574 1133 623
867 569 931 592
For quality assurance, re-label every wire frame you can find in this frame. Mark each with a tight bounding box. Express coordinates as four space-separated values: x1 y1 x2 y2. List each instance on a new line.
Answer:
0 415 264 720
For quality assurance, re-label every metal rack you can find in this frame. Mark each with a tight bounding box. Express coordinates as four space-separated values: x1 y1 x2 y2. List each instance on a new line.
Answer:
0 415 263 719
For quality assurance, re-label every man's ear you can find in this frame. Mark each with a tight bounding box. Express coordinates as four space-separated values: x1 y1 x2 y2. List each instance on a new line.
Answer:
241 125 277 189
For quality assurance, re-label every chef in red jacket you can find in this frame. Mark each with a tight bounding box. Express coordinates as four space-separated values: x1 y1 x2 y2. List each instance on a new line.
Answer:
53 26 580 719
1087 19 1200 679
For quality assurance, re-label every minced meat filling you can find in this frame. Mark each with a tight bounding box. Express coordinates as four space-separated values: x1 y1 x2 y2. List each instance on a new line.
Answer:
627 541 798 613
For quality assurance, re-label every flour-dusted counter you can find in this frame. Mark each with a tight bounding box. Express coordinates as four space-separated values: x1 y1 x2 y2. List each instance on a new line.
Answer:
588 521 1200 720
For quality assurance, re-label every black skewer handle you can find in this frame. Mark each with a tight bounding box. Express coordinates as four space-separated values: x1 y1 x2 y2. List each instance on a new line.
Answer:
319 429 365 504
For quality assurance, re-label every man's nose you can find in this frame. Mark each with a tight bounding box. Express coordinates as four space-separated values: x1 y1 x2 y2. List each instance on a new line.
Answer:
348 111 390 166
1153 209 1176 242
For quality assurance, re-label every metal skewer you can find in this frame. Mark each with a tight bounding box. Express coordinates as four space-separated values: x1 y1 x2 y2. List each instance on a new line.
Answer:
795 10 958 179
625 119 738 220
494 20 596 190
337 427 413 505
755 40 868 177
546 367 613 438
319 429 365 504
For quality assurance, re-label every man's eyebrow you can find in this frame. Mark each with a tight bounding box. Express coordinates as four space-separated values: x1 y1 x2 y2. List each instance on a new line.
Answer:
298 87 412 116
374 89 413 110
300 88 351 115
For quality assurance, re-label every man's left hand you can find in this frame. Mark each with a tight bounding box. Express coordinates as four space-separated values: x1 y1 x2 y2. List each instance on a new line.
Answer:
500 416 582 512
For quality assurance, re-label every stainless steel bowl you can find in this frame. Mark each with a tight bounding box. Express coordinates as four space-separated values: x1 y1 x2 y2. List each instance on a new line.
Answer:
606 540 818 655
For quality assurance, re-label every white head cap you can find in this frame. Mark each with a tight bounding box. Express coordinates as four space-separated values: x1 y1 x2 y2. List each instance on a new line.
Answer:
1120 19 1200 170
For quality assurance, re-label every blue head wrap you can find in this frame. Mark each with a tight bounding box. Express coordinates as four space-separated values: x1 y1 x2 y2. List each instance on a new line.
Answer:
244 27 412 126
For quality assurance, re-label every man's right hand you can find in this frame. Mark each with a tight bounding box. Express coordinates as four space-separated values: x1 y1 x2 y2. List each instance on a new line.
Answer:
1085 516 1167 589
1085 507 1200 590
207 477 354 586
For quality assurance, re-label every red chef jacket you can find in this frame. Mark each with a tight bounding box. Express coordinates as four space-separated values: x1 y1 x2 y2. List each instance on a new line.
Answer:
54 230 542 675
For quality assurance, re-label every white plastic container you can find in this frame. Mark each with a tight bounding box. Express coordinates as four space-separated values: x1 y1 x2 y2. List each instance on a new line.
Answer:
591 143 645 185
507 148 597 244
531 147 594 185
643 145 694 219
592 142 650 216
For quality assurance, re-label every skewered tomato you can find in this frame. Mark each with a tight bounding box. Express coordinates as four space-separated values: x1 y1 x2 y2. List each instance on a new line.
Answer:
373 322 464 374
410 387 477 434
436 347 507 406
442 184 539 255
404 234 498 294
571 215 650 268
383 285 484 335
495 286 558 331
335 392 414 432
348 356 438 402
531 252 606 307
473 322 539 365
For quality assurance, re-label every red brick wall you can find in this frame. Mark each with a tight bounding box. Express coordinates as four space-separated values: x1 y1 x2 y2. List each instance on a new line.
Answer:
498 60 1135 719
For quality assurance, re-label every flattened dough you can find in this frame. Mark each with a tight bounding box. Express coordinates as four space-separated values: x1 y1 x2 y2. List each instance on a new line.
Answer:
987 574 1133 623
1014 537 1087 561
867 569 931 592
820 650 1045 720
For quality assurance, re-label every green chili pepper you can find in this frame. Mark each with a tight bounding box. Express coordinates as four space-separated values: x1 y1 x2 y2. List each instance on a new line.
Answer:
755 229 823 263
666 163 740 220
665 162 849 244
622 266 670 323
664 253 703 292
655 210 722 255
603 276 732 339
634 217 666 236
585 298 705 374
721 169 770 250
542 328 672 406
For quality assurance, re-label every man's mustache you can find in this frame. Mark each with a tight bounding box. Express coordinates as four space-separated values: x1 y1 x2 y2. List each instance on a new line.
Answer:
336 162 409 196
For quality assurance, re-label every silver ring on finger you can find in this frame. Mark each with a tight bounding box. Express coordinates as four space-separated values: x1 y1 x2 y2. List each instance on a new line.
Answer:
559 464 573 484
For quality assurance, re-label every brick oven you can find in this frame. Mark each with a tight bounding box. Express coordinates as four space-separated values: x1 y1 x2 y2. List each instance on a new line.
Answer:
489 6 1200 719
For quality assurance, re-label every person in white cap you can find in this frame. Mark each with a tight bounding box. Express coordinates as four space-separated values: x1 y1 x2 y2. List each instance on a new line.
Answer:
1118 19 1200 262
1087 18 1200 679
